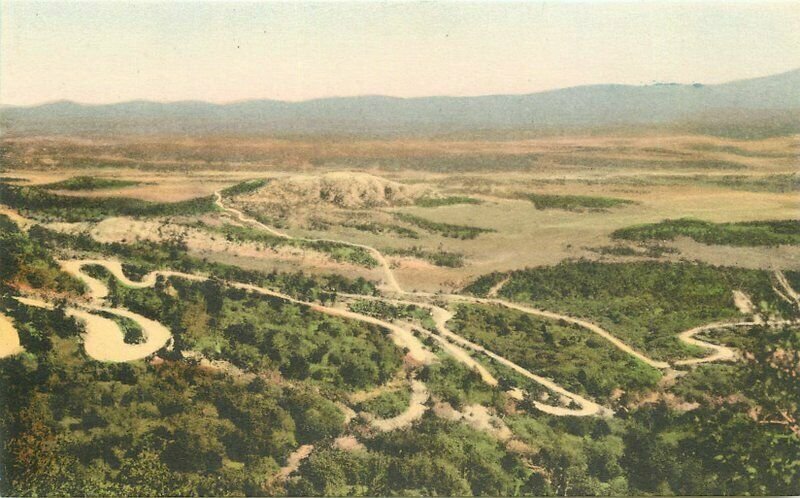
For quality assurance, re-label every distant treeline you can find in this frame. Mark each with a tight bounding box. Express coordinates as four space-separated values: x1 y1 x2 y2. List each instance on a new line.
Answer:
39 176 141 191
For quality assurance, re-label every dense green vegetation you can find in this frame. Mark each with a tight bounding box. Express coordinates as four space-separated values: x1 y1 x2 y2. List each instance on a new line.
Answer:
395 213 495 239
39 176 141 191
198 222 380 268
613 218 800 247
27 224 378 300
95 310 145 344
291 320 800 497
347 299 435 329
383 245 465 267
0 183 217 222
414 195 482 208
0 215 84 295
565 173 800 193
703 174 800 193
342 220 419 239
448 303 661 400
588 244 678 258
219 178 269 197
355 387 412 419
2 311 796 495
465 260 789 361
419 357 499 410
525 193 635 212
289 416 533 496
84 266 403 391
0 332 346 495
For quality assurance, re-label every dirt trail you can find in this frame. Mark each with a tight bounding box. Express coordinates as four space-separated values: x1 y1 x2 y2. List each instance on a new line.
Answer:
732 290 756 316
216 192 402 293
5 199 770 421
338 293 498 386
55 258 434 365
349 378 406 404
0 313 24 358
338 293 606 417
0 207 34 230
365 379 430 432
69 306 173 362
487 277 510 298
431 293 671 370
674 319 793 366
277 444 314 480
774 270 800 307
427 304 609 417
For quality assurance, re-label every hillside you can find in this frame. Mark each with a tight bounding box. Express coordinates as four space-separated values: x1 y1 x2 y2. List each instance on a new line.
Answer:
1 69 798 137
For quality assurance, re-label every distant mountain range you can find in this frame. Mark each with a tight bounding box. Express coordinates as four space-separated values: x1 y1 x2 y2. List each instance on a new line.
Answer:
2 69 798 137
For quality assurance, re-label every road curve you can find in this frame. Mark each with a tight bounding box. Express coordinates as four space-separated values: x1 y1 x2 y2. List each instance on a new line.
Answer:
365 379 430 432
57 258 434 365
422 293 671 370
674 319 794 366
14 295 172 363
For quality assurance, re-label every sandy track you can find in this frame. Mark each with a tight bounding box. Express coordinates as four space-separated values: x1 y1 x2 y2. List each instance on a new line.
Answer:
338 293 499 386
487 277 510 298
427 304 609 417
277 444 314 480
415 291 669 369
365 379 430 432
57 258 434 365
14 295 172 363
0 313 24 358
674 319 793 366
68 307 172 362
732 290 756 315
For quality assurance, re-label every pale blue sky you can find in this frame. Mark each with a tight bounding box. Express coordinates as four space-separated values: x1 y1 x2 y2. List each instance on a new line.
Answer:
2 1 799 105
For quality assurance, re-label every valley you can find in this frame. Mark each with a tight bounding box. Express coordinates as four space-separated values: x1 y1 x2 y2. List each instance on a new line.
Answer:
1 131 798 495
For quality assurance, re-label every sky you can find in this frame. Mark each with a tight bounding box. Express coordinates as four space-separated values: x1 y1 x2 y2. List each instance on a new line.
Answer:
1 1 799 106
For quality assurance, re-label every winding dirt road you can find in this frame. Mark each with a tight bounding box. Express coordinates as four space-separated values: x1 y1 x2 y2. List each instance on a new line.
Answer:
5 196 791 421
213 192 795 415
674 319 794 366
365 379 430 432
52 259 434 366
14 294 173 363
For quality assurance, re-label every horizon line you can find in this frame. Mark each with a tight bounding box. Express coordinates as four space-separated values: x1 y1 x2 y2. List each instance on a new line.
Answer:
3 66 797 109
